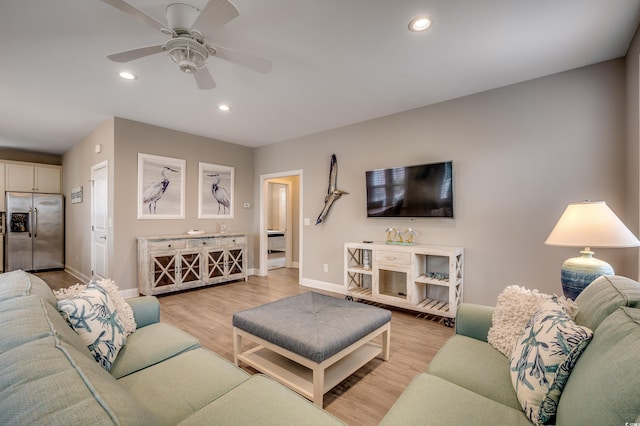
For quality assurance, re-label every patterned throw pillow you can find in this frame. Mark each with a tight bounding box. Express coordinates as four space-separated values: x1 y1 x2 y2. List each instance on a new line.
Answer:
509 298 593 425
57 282 127 371
54 278 136 336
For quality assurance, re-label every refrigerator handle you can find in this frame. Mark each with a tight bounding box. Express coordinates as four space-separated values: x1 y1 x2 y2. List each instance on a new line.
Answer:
33 207 38 238
27 208 32 238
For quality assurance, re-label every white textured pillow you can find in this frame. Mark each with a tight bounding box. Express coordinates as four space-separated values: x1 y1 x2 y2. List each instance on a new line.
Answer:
54 278 136 336
487 285 577 357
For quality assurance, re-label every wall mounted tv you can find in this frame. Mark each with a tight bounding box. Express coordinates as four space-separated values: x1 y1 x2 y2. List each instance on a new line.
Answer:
366 161 453 218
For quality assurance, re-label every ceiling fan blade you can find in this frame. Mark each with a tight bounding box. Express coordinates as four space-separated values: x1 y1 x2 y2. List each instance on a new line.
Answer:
99 0 170 33
194 67 216 90
209 45 272 74
107 44 165 63
192 0 239 40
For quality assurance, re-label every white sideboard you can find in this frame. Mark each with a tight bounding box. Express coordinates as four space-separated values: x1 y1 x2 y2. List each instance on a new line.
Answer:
344 242 464 326
138 233 247 296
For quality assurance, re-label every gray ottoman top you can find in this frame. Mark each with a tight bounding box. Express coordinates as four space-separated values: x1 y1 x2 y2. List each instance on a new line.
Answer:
233 292 391 363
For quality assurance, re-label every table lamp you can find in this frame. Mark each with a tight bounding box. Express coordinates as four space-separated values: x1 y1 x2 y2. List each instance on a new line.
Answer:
545 201 640 299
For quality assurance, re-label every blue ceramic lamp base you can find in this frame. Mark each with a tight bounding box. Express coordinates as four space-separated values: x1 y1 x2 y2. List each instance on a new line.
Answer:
560 249 613 300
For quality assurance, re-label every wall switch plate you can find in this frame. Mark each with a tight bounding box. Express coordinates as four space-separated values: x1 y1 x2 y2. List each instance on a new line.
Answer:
323 264 328 272
304 218 311 226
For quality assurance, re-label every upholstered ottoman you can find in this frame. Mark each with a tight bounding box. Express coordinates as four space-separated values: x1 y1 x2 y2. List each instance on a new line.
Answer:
232 292 391 406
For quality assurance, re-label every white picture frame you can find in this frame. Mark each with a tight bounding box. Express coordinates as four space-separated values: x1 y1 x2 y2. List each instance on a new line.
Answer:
198 162 234 219
137 153 185 219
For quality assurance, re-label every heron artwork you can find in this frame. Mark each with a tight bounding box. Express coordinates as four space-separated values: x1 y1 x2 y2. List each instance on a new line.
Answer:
316 154 348 225
207 173 231 215
143 166 178 214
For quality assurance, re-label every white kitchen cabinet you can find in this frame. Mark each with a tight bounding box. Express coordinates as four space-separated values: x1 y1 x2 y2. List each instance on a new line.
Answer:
5 162 61 193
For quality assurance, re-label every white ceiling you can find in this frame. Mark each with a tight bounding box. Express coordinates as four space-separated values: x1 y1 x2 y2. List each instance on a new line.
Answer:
1 0 639 155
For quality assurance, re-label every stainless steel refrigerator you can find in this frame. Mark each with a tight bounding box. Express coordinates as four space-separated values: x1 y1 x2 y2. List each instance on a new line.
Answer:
5 192 64 272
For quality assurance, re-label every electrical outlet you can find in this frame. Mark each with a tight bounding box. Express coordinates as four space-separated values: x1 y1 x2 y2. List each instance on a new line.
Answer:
323 264 328 272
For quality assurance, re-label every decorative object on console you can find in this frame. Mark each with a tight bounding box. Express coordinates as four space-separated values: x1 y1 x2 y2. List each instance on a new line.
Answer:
384 227 418 245
385 227 397 243
315 154 348 225
545 201 640 300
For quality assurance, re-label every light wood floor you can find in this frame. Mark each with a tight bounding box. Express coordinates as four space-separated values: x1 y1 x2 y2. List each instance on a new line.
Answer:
36 268 454 426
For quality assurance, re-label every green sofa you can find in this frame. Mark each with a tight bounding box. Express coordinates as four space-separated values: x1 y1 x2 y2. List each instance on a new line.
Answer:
380 275 640 426
0 270 344 425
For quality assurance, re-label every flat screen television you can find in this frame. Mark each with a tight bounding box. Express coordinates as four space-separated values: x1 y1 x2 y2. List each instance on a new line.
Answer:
366 161 453 218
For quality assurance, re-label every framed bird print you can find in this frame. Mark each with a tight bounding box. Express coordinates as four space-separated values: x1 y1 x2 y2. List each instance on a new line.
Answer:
137 153 186 219
198 162 234 219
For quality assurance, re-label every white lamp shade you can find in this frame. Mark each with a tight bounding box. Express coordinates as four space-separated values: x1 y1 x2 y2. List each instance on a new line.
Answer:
545 201 640 248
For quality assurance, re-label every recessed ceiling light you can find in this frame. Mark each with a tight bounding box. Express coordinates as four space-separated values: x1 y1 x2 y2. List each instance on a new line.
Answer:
408 16 432 32
118 71 137 80
218 104 231 111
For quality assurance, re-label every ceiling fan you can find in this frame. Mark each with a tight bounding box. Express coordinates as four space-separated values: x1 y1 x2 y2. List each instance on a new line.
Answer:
99 0 272 89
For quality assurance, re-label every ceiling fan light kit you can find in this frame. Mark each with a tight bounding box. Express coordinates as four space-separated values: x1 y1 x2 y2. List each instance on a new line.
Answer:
166 37 208 74
100 0 272 89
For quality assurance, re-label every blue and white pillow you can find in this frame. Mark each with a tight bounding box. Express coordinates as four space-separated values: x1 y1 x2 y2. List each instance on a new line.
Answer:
57 282 127 371
509 297 593 425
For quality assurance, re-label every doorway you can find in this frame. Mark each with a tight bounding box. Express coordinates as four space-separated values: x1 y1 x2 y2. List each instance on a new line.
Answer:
259 171 302 280
91 161 108 279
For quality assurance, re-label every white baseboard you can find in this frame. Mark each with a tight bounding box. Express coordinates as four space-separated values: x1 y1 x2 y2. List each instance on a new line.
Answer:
121 288 140 299
63 266 139 299
300 277 345 295
63 266 90 283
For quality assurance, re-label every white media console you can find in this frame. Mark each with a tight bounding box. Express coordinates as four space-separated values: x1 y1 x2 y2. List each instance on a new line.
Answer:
344 242 464 326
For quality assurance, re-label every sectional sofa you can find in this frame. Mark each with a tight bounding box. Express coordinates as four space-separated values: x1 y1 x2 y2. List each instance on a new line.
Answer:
380 275 640 425
0 270 344 425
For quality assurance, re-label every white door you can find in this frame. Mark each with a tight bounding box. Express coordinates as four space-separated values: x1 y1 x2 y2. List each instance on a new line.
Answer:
91 162 108 279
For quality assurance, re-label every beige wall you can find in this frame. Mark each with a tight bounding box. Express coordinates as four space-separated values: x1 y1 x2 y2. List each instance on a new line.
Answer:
0 148 62 165
254 59 633 305
62 118 115 279
626 26 640 277
111 118 254 290
59 56 636 305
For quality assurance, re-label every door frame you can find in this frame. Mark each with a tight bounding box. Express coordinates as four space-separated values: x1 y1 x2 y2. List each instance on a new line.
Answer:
91 161 109 278
259 170 302 281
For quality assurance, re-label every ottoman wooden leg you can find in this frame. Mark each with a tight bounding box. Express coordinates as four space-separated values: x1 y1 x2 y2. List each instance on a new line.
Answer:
233 327 241 365
312 366 325 406
382 323 391 361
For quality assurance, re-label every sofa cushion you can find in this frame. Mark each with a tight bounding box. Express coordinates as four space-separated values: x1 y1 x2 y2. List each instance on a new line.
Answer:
0 295 92 358
110 322 200 379
556 307 640 426
0 336 159 425
118 348 250 425
509 298 593 424
57 282 128 371
427 334 521 410
379 373 532 426
575 275 640 330
178 374 345 426
0 269 57 306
